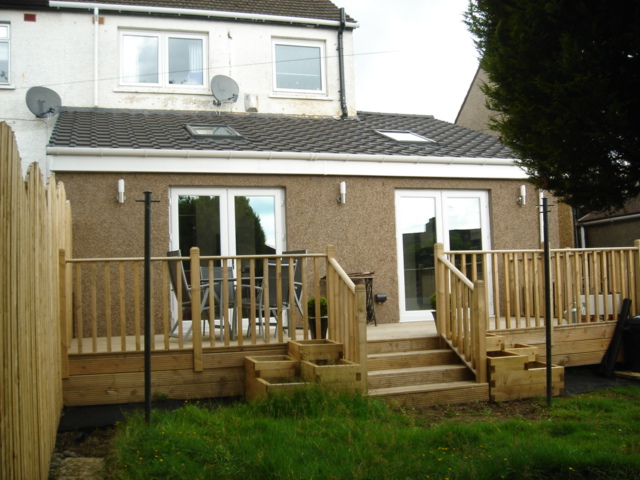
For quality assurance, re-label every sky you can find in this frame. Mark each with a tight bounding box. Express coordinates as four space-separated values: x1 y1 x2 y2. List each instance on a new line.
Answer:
337 0 479 123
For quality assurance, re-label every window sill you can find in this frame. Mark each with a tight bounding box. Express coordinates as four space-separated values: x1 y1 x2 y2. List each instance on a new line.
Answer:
0 84 16 90
269 92 330 101
114 85 211 96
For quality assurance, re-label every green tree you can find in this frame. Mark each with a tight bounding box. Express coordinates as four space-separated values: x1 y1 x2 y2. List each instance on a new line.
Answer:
465 1 640 211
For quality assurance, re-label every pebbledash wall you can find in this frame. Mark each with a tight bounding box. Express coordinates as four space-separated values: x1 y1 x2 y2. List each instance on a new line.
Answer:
54 170 560 324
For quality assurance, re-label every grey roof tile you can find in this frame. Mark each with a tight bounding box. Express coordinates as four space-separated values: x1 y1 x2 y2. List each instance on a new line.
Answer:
49 108 513 159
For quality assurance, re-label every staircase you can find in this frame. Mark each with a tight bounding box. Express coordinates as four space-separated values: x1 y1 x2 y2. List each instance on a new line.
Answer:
366 335 490 408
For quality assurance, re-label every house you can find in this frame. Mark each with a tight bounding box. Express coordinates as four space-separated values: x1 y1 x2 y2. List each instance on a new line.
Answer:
576 197 640 247
1 0 560 325
456 67 576 249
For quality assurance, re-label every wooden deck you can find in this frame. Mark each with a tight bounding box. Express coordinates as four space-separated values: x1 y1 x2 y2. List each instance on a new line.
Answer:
62 318 615 407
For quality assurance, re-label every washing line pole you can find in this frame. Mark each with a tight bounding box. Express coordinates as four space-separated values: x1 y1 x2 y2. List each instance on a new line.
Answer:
541 196 553 407
138 191 159 424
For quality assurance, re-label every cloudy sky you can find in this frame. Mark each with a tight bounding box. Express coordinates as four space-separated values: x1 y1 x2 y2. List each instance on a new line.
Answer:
337 0 479 123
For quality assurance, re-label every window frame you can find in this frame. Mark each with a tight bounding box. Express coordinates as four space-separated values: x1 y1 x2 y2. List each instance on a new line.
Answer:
272 37 326 96
119 29 208 90
0 23 10 85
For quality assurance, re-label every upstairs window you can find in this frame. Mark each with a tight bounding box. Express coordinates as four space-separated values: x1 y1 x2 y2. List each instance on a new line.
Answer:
273 38 325 94
120 30 207 88
0 24 10 84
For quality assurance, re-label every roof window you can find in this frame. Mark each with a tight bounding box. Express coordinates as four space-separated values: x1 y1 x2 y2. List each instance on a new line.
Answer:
375 129 436 144
186 125 242 139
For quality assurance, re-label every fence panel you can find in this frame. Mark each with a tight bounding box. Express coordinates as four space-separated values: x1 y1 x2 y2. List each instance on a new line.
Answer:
0 122 72 479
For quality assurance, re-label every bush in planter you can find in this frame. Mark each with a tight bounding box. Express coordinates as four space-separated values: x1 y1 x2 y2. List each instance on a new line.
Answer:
430 292 437 311
307 297 328 339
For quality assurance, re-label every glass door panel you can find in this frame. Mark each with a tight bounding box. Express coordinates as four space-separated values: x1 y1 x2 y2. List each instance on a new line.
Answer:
395 190 490 322
396 194 439 319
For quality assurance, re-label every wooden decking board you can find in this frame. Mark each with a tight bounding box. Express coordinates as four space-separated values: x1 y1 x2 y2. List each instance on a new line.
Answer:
366 336 441 355
367 349 459 371
370 382 490 408
368 364 473 389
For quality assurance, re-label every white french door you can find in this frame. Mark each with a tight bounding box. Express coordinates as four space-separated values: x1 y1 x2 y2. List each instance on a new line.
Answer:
395 190 490 322
170 187 285 263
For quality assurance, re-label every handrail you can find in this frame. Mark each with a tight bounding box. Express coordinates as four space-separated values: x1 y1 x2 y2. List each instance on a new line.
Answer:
438 255 474 290
328 257 356 291
435 243 487 383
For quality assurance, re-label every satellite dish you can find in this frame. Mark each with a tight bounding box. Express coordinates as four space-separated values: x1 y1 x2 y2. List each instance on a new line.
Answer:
210 75 239 106
25 86 62 118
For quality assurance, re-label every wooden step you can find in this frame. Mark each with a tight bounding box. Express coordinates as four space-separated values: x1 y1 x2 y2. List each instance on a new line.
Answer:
367 349 459 371
368 364 473 389
368 381 490 408
367 336 441 355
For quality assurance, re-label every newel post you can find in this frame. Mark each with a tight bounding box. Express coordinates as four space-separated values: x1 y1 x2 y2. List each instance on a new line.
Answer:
472 280 487 383
190 247 203 372
434 243 446 337
326 244 336 339
355 283 368 393
58 248 69 379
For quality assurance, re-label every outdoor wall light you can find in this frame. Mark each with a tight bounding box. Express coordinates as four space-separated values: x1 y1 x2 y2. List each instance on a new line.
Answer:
374 294 387 304
517 184 526 206
337 181 346 204
117 179 125 204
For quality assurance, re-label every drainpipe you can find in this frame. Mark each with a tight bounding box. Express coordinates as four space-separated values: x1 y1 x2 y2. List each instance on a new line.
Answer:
337 7 349 119
94 7 99 106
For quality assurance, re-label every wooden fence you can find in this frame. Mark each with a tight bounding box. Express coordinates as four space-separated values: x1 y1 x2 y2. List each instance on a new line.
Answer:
0 122 73 479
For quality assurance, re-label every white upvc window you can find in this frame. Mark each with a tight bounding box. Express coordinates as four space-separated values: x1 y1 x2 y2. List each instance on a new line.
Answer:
120 30 207 88
272 38 326 94
0 24 10 85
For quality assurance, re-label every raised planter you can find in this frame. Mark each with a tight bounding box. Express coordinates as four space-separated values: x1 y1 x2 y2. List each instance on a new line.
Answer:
300 358 360 391
487 347 564 401
244 355 307 401
287 339 344 362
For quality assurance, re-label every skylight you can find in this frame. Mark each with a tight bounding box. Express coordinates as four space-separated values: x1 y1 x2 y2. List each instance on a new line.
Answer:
186 125 241 139
375 129 436 144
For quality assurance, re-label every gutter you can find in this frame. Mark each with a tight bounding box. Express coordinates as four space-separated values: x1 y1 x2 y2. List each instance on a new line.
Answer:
48 1 360 28
577 212 640 226
45 146 517 166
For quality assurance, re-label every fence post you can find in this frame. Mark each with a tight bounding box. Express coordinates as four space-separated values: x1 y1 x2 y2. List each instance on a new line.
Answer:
434 243 446 337
190 247 203 372
473 280 487 383
58 249 69 379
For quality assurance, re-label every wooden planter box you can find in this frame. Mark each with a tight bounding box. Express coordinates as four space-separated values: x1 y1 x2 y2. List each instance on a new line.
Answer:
244 355 307 401
487 349 564 402
300 359 360 391
486 334 506 352
287 339 344 362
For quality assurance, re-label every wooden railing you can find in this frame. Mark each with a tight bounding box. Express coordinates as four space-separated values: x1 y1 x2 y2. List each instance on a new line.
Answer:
434 244 487 383
63 245 367 375
443 242 640 330
435 241 640 381
1 123 73 480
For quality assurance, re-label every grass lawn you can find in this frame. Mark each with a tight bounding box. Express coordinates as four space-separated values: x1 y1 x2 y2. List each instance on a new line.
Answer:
106 386 640 480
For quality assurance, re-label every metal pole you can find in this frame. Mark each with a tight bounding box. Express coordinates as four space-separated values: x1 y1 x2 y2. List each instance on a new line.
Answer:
137 191 158 424
542 197 552 407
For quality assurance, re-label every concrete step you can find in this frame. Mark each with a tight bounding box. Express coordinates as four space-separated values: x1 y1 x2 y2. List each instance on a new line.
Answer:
367 349 460 371
368 364 474 390
368 381 490 407
367 336 441 355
